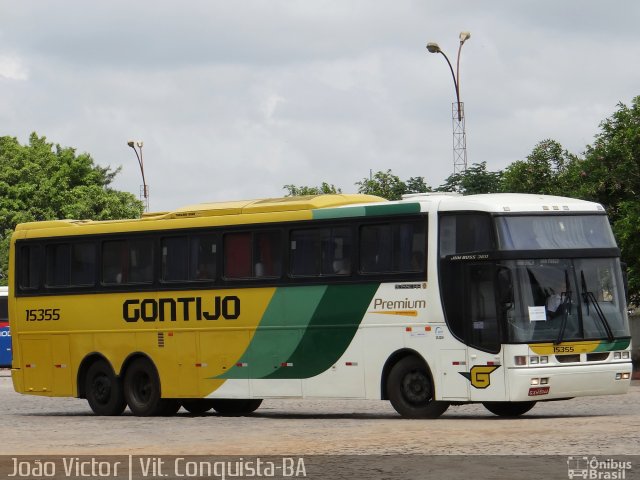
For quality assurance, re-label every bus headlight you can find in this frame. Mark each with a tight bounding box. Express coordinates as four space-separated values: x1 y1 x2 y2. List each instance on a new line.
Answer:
614 352 621 359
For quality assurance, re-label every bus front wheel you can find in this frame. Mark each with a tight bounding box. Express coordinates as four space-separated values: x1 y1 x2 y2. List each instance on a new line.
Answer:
387 356 449 419
211 399 263 416
483 401 536 417
85 359 127 416
124 357 174 416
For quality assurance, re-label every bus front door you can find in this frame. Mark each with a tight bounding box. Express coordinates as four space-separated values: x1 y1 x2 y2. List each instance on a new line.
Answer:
464 263 506 401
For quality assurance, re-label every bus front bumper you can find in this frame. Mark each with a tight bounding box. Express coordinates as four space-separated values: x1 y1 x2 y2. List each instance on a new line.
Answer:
507 362 632 402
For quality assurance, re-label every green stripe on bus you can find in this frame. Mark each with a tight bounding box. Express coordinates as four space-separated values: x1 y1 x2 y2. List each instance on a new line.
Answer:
594 338 631 352
264 283 379 379
312 202 421 220
218 286 327 379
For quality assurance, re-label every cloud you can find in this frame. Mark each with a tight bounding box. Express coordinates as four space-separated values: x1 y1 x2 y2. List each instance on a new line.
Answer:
0 0 638 211
0 54 28 80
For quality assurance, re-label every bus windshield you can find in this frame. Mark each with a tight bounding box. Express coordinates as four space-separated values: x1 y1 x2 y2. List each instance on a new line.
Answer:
503 258 629 343
496 215 616 250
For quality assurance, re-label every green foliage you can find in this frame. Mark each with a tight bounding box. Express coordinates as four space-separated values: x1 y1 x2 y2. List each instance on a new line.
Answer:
405 177 432 194
0 133 144 283
500 139 577 195
437 162 502 194
355 170 407 200
283 182 342 196
575 97 640 303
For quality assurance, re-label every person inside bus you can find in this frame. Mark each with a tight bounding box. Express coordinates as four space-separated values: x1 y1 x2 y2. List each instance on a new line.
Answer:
545 276 567 320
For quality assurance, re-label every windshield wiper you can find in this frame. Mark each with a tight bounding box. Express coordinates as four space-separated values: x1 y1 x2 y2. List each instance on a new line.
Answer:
580 270 614 342
555 269 572 344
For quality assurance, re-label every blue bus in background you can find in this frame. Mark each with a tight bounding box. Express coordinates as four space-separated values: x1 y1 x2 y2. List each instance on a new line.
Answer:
0 287 10 368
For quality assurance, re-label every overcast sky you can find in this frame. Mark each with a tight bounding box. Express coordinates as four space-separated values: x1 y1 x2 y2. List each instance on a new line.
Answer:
1 1 638 212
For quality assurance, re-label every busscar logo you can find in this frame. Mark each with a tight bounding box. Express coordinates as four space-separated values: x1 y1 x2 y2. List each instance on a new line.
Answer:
460 365 500 389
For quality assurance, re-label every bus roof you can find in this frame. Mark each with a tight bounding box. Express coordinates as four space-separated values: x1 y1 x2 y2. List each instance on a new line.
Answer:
12 192 606 239
402 193 606 214
13 194 386 236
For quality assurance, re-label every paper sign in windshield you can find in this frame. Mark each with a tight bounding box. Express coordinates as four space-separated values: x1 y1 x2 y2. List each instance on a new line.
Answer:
528 306 547 322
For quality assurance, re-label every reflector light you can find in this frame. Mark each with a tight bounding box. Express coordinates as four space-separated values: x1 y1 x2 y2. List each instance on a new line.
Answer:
515 356 527 366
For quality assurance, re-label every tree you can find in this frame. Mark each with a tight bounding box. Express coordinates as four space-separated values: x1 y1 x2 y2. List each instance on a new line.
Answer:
574 97 640 303
283 182 342 196
500 139 577 195
355 170 407 200
0 133 144 282
437 162 502 194
405 177 432 195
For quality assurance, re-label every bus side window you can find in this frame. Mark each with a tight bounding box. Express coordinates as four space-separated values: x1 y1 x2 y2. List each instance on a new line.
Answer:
70 243 96 286
102 241 126 284
254 231 281 278
19 245 41 290
162 236 189 281
323 227 351 276
190 235 217 280
129 239 154 283
46 244 70 287
224 233 252 279
360 221 425 274
290 229 319 276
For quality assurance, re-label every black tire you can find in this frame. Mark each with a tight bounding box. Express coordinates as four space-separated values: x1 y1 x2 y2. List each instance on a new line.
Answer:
211 399 263 416
387 356 449 419
483 401 536 417
85 359 127 416
182 399 215 415
123 357 167 416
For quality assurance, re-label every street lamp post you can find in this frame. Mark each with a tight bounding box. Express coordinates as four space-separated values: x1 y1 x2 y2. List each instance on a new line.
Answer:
127 140 149 212
427 31 471 174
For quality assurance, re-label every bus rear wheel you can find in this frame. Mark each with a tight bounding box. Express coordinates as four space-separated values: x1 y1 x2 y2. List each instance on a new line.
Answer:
483 401 536 417
124 357 174 416
85 359 127 416
387 356 449 419
211 399 263 416
182 399 215 415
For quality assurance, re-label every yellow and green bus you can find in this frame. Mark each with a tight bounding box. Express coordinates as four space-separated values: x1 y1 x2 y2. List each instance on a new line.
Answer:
8 193 633 417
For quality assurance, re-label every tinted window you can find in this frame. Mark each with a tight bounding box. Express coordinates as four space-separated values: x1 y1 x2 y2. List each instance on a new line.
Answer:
225 231 281 279
360 221 426 273
495 215 616 250
162 234 217 282
46 244 70 287
19 245 41 290
70 243 96 286
102 239 153 284
439 214 493 258
290 227 352 277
